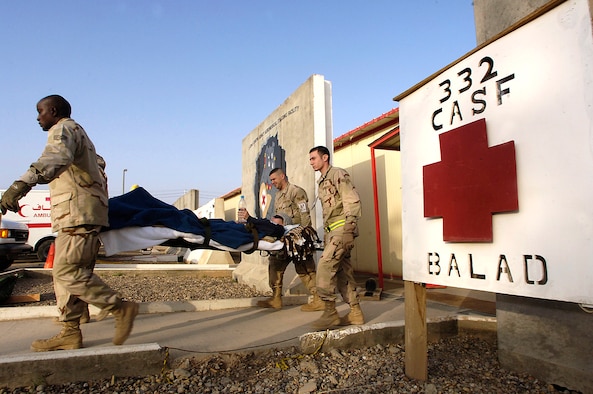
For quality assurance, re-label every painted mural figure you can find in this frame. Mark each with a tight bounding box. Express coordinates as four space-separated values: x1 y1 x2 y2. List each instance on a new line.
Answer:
239 168 323 311
254 135 283 218
308 146 364 329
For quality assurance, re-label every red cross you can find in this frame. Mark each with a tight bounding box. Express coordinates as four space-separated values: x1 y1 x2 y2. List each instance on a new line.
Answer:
423 118 518 242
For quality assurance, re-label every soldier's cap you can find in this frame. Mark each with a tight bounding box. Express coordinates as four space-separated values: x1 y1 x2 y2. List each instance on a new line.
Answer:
273 213 292 225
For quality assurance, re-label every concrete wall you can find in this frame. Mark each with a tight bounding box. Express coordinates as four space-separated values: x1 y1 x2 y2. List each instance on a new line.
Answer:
473 0 551 44
238 74 330 230
172 189 199 210
474 1 593 392
233 74 333 292
497 295 593 393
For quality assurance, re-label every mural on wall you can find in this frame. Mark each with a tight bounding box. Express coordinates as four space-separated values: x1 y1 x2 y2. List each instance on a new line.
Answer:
233 74 332 288
253 135 286 218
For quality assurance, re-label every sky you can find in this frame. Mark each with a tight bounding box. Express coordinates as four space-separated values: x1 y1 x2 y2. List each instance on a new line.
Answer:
0 1 477 205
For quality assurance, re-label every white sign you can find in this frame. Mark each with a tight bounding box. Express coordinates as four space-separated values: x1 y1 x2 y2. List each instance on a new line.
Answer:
398 0 593 304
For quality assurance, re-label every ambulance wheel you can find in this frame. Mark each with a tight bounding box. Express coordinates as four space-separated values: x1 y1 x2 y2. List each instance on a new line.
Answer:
37 239 54 262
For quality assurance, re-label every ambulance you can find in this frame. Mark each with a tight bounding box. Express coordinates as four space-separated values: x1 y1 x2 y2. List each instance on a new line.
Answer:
0 217 32 270
0 188 55 261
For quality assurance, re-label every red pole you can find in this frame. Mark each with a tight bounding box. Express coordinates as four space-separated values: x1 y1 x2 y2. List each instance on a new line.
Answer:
370 146 384 289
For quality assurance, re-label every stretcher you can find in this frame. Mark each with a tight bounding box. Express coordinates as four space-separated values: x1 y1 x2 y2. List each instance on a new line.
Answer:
99 187 320 259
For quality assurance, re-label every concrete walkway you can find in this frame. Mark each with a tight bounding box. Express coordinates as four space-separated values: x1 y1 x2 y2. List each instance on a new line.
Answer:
0 270 496 388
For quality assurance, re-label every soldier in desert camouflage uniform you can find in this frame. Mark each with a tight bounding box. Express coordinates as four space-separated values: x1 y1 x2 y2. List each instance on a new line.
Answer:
240 168 323 311
308 146 364 329
0 95 138 351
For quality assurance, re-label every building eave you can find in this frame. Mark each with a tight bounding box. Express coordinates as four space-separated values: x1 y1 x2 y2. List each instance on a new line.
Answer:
334 108 400 150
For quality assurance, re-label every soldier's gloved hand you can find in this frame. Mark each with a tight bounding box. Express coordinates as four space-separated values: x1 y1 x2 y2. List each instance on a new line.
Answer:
342 221 357 250
342 231 354 250
0 181 32 214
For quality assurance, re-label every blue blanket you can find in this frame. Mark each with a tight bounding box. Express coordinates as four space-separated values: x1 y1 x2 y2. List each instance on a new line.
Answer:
103 187 269 249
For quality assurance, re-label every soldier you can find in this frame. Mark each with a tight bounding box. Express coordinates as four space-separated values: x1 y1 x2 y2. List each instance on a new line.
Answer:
308 146 364 329
239 168 323 311
0 95 138 351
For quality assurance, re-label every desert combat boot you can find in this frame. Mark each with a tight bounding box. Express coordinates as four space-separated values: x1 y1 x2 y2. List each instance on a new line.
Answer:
300 292 324 312
299 273 324 312
339 303 365 325
112 300 139 345
311 300 340 329
31 321 82 352
256 286 282 309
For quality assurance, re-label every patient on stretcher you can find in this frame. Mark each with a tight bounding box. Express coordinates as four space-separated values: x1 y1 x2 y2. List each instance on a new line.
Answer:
99 187 319 259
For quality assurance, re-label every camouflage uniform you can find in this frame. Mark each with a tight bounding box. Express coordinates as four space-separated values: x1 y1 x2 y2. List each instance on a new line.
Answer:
20 118 122 322
316 166 362 305
269 182 317 294
275 182 311 228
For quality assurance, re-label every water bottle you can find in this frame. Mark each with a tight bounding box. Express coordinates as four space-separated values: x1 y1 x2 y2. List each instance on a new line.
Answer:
237 195 247 223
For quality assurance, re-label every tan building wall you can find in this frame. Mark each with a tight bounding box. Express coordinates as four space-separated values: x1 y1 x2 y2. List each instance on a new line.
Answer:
220 187 242 222
332 109 402 278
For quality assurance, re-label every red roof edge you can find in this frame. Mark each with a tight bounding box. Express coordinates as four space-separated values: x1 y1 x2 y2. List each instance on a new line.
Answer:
220 187 242 200
334 108 400 149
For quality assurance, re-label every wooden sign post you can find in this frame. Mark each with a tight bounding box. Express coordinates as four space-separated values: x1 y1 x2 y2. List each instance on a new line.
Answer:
404 280 427 380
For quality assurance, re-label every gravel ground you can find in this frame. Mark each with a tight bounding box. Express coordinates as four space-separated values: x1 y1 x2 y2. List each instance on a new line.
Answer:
1 268 576 393
7 272 267 306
